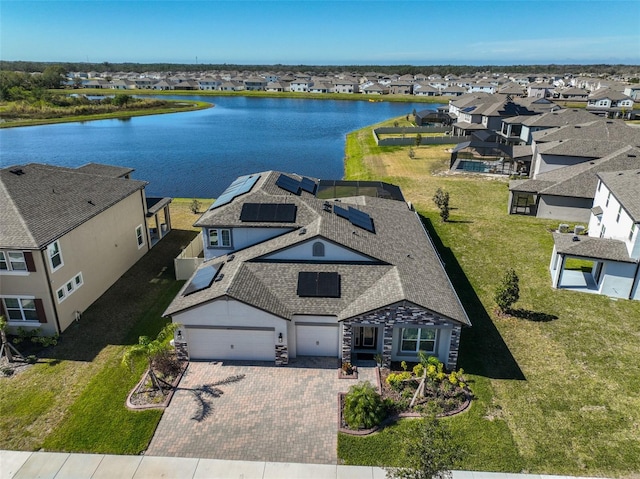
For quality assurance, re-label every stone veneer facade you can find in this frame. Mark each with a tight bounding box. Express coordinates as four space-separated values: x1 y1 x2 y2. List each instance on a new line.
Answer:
341 303 463 371
275 344 289 365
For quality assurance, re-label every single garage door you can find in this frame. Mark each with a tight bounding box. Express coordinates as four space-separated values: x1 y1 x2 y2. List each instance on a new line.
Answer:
186 327 275 361
296 323 339 357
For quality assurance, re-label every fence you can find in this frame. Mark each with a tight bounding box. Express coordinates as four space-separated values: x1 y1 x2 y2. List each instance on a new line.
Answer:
174 231 204 280
372 126 469 146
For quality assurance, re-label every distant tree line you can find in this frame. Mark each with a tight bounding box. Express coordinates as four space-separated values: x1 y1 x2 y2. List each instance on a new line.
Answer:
0 66 66 101
1 60 638 77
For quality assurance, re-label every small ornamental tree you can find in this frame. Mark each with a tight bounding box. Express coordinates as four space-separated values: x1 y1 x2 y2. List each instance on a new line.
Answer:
495 268 520 313
432 188 450 222
386 412 465 479
343 381 386 430
415 133 422 147
122 323 179 394
190 198 202 214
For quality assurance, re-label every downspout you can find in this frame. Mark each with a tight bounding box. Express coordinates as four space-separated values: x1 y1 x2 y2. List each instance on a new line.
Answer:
40 249 62 334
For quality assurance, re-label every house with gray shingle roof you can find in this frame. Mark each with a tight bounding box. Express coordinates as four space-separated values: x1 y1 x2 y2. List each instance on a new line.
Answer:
164 172 470 369
550 168 640 300
0 163 172 336
509 146 640 221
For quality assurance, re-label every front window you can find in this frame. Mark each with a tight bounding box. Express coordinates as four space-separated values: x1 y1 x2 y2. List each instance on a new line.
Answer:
400 328 436 354
1 251 27 271
616 206 622 223
630 224 637 241
209 228 231 247
3 297 38 322
48 241 63 271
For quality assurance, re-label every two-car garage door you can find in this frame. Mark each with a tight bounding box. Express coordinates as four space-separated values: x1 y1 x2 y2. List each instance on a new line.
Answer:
186 327 275 361
296 323 339 357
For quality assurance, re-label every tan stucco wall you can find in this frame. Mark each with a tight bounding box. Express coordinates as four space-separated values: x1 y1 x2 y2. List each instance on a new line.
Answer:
46 190 149 331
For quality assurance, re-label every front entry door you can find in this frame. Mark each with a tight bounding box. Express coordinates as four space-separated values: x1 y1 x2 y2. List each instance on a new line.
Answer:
354 326 378 350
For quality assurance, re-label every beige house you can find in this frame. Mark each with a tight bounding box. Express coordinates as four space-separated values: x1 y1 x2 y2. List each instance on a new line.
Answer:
0 163 171 335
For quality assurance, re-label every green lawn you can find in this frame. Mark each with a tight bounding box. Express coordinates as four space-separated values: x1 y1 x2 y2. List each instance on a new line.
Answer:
338 119 640 476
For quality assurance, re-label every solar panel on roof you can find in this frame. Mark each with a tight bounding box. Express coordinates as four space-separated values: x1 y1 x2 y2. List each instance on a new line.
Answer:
275 174 301 195
182 264 222 296
297 272 340 298
348 207 375 233
274 204 297 222
240 203 297 222
239 203 260 221
300 177 317 194
210 174 261 209
333 204 350 219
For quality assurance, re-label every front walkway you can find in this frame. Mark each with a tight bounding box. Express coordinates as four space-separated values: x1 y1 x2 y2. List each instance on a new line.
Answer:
1 451 615 479
145 358 376 464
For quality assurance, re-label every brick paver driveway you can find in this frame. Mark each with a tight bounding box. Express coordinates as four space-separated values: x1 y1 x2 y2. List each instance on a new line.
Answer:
145 358 376 464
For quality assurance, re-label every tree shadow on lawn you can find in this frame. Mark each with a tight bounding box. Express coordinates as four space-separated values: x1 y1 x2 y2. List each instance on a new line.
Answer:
420 215 525 381
509 308 558 323
39 229 199 363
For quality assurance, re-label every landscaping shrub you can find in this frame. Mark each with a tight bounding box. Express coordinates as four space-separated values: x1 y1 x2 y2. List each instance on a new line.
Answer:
343 381 387 430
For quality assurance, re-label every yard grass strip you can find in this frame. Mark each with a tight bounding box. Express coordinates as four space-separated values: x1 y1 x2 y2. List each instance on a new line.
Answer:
339 117 640 476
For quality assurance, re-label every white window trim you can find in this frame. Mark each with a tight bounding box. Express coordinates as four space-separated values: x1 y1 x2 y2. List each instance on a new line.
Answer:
208 228 232 248
135 225 145 249
47 241 64 272
400 327 437 354
1 296 38 323
0 251 29 273
55 272 84 304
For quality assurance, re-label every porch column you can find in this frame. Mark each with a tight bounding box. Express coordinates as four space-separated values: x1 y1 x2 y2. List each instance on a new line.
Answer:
552 254 566 289
164 205 172 232
382 322 393 369
342 323 352 364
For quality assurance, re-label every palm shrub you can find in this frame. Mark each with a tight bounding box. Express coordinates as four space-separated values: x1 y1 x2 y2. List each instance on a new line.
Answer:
122 323 179 394
343 381 386 429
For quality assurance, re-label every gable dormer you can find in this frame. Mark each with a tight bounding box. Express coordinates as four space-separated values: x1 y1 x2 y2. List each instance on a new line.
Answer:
253 236 382 264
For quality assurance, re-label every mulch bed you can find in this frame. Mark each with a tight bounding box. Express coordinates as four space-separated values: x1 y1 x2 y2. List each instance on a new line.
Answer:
339 366 472 436
126 360 188 410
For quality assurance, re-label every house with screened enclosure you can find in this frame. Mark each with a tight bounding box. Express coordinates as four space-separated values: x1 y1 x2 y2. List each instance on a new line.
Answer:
164 171 470 369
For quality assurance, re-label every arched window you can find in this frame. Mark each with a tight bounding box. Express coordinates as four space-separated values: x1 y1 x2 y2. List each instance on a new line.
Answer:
312 241 325 257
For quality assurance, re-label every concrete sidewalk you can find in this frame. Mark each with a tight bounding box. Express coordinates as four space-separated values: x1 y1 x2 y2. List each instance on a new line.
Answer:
0 450 610 479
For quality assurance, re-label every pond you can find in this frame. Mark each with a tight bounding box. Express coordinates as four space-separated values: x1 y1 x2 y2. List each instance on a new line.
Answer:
1 96 443 198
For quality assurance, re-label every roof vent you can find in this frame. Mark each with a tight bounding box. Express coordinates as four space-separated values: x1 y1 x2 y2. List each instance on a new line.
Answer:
628 154 636 158
214 273 225 282
572 235 580 242
322 201 332 212
9 168 25 176
228 254 235 262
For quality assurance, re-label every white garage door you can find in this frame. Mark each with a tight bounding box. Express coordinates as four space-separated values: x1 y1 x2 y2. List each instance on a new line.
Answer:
186 327 275 361
296 324 339 357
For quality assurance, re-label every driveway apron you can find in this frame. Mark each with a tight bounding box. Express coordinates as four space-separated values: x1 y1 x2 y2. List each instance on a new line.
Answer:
145 358 376 464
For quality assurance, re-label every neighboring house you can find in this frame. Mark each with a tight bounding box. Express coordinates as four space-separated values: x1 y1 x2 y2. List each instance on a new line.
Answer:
243 77 268 91
0 163 172 336
553 87 589 100
623 85 640 101
549 169 640 300
529 119 640 178
334 80 359 94
198 77 222 90
361 83 390 95
389 80 413 95
508 146 640 221
290 79 313 92
164 172 470 369
586 88 635 118
413 83 440 97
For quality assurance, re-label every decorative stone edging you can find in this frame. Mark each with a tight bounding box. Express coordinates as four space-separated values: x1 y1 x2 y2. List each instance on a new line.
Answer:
125 362 188 411
338 366 473 436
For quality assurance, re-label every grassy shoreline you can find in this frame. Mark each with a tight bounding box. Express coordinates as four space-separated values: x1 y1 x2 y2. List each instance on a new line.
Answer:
0 99 212 129
56 87 448 104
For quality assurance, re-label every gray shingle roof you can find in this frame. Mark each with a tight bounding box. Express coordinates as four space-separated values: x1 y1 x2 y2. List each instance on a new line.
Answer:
76 163 135 178
598 169 640 222
532 119 640 145
1 163 147 249
165 171 470 326
552 232 635 263
511 146 640 198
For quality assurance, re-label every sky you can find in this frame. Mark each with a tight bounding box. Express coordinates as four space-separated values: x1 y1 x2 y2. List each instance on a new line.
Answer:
1 0 639 66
